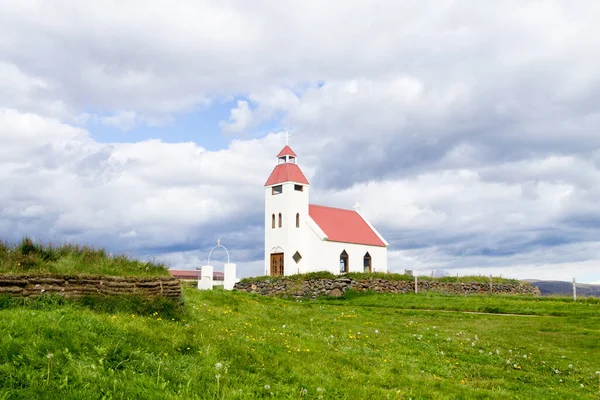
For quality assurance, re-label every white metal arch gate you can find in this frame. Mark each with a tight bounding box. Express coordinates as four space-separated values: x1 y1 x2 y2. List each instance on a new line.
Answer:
197 240 237 290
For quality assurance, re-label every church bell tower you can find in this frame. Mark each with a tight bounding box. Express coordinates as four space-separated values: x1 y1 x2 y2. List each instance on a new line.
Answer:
264 140 310 276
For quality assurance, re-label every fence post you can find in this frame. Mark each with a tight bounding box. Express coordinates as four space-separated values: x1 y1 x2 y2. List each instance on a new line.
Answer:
573 278 577 301
414 276 418 294
489 274 493 294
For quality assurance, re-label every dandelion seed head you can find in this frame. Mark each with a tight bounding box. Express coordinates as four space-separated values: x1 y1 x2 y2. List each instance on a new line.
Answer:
264 385 270 390
215 362 222 370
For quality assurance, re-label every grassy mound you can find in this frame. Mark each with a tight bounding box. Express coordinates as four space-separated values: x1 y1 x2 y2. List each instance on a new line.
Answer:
1 289 598 399
0 237 169 277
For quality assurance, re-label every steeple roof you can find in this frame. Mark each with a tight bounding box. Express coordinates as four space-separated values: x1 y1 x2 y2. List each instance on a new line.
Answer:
277 145 297 158
264 164 309 186
265 145 308 186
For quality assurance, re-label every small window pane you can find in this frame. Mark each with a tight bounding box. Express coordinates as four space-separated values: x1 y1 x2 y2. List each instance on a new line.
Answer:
293 251 302 263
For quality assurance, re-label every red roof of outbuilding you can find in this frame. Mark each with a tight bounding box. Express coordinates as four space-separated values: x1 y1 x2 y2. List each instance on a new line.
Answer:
309 204 386 247
277 145 297 157
169 270 224 280
264 163 309 186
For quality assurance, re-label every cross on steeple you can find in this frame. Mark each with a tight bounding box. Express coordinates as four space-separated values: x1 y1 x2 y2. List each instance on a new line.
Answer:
284 131 291 146
353 201 361 212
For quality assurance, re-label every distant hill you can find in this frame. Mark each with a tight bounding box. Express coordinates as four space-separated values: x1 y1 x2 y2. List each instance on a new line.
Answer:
524 279 600 297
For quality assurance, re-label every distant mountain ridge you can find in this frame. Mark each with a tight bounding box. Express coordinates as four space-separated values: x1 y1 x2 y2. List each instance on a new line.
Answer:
524 279 600 297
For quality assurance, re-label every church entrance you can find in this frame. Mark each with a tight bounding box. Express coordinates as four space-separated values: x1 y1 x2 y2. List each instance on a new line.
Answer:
270 253 284 276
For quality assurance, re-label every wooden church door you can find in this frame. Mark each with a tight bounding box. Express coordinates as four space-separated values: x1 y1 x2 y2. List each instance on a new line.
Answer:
270 253 284 276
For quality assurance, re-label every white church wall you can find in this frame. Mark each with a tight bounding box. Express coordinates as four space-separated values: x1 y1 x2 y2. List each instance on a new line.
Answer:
300 232 388 274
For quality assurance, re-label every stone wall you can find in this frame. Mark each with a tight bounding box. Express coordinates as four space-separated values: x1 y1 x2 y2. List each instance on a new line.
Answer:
0 274 181 300
234 277 541 298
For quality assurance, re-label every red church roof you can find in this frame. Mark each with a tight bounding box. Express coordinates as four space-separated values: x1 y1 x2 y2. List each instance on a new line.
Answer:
277 145 297 157
264 163 309 186
309 204 386 247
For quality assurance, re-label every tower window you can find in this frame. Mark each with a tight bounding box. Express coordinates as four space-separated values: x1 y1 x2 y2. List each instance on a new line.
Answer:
272 185 283 195
278 213 282 228
294 184 303 192
293 251 302 264
340 250 349 274
272 214 275 229
296 213 300 228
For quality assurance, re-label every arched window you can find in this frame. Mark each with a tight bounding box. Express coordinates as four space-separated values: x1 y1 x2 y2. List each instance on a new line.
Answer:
340 250 349 274
278 213 282 228
272 214 275 229
296 213 300 228
363 252 372 273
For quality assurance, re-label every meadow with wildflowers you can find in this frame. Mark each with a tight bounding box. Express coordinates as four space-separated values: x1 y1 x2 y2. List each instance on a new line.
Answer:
0 288 599 399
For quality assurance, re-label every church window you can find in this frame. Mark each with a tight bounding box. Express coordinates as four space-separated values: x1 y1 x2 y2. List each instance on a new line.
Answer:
272 214 275 229
278 213 282 228
340 250 349 273
293 251 302 263
296 213 300 228
363 252 372 273
294 184 303 192
272 185 283 195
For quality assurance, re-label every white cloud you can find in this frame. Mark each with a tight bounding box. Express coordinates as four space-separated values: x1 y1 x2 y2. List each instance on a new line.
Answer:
101 111 138 131
219 100 253 134
0 108 286 257
2 1 600 282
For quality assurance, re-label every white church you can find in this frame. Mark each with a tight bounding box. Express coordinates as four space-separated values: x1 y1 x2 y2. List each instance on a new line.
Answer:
264 144 389 276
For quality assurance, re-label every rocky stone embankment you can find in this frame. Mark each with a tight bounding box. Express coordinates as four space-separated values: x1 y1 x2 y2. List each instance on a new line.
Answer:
0 274 181 300
234 277 541 298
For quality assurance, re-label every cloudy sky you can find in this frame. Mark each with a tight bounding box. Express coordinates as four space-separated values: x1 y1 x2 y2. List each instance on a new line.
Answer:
2 0 600 283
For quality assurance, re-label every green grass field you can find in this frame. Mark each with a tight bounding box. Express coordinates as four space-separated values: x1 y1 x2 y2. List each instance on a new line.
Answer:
0 238 169 277
1 288 599 399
